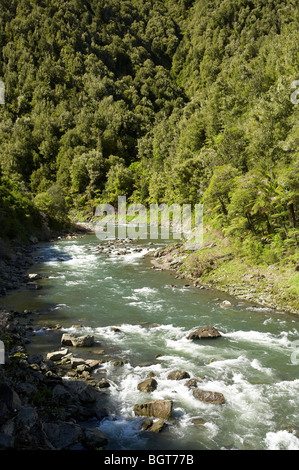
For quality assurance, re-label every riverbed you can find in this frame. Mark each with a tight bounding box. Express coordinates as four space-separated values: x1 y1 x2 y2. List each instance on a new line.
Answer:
1 232 298 450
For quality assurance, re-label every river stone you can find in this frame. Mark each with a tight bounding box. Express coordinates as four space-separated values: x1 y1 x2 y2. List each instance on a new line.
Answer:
147 418 166 433
46 349 69 361
187 326 221 340
71 357 86 367
43 421 83 450
52 384 71 402
110 360 126 366
220 300 232 307
185 378 202 389
193 389 225 405
85 359 101 369
141 418 153 431
134 400 173 419
97 378 110 388
61 333 95 348
192 417 206 426
167 370 190 381
0 383 22 411
137 378 158 392
82 427 108 449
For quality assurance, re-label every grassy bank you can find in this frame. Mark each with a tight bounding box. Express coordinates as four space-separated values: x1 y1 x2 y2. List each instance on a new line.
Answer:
151 227 299 315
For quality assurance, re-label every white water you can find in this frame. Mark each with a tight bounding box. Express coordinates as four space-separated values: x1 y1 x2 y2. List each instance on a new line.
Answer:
2 233 298 450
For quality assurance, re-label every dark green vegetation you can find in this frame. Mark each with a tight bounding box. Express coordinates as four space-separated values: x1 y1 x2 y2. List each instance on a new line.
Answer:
0 0 298 268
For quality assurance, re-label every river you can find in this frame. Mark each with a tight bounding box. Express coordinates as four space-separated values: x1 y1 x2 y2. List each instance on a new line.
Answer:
1 232 299 450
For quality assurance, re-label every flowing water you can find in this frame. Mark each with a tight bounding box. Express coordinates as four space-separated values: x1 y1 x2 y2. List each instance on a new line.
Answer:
1 232 299 450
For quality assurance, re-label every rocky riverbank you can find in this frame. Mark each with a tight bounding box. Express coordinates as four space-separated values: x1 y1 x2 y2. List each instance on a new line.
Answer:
0 309 112 450
1 309 226 449
0 223 93 297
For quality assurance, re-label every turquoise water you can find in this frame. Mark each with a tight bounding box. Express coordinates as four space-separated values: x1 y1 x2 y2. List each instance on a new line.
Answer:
1 233 299 450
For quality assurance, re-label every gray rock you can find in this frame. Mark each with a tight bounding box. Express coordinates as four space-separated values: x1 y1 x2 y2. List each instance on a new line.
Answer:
187 326 221 340
137 378 158 392
61 333 95 347
28 273 41 280
110 360 126 366
82 427 108 449
220 300 232 307
191 417 206 426
147 418 166 433
193 389 225 405
43 421 82 450
167 370 190 381
46 348 69 361
134 400 173 419
97 378 110 389
185 378 202 389
71 357 86 368
52 384 71 402
0 383 22 411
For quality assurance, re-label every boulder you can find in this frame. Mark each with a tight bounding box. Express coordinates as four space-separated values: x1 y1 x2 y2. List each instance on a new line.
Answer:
71 357 86 368
15 406 54 450
97 379 110 389
141 418 153 431
110 327 121 333
147 418 166 433
82 427 108 449
220 300 232 307
191 417 206 426
110 360 126 366
43 421 82 450
133 400 173 419
52 384 71 403
137 378 158 392
85 359 100 369
0 383 22 411
193 389 225 405
167 370 190 381
46 349 69 362
61 333 95 348
187 326 221 340
185 378 202 389
28 273 41 281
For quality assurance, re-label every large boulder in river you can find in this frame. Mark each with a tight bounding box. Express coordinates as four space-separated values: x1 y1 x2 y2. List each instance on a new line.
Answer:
137 378 158 392
134 400 173 419
167 370 190 381
187 326 221 340
193 389 225 405
61 333 94 348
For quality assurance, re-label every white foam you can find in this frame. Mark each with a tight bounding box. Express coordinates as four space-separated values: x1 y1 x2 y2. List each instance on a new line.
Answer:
133 287 159 295
225 329 292 351
264 430 299 450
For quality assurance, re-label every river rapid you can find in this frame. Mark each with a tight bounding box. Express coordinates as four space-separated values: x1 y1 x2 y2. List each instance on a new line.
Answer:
1 232 299 451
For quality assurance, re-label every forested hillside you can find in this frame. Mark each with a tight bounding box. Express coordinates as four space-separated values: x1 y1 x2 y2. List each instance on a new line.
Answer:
0 0 298 266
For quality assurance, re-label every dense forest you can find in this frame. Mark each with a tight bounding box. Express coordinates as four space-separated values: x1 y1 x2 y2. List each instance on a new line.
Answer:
0 0 298 266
